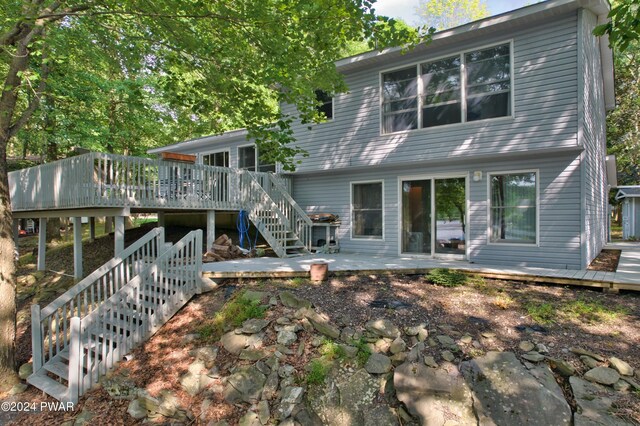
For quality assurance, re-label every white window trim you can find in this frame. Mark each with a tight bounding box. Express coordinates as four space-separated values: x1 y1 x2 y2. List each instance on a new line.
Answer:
379 39 515 136
237 143 257 171
199 148 230 166
314 91 335 124
486 169 540 247
396 173 469 259
350 179 385 240
237 144 278 173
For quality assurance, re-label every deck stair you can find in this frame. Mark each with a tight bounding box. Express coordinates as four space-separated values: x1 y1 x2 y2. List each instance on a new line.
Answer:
240 171 312 257
27 227 203 404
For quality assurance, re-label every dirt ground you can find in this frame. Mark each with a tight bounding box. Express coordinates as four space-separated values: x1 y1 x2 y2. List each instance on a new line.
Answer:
5 227 639 424
5 272 639 425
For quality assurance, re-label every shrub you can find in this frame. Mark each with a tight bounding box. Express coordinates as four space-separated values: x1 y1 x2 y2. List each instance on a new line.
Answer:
426 268 468 287
526 302 556 324
306 359 330 386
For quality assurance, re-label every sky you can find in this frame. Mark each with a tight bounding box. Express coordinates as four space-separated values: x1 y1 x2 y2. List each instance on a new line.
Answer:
373 0 535 26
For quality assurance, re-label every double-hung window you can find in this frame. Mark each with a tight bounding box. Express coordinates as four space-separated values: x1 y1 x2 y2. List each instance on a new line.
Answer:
238 145 276 172
489 171 537 244
352 181 384 239
315 90 333 121
381 42 511 133
203 151 229 167
382 67 418 133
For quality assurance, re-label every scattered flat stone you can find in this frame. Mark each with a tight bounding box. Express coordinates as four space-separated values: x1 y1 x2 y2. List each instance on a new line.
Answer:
221 332 249 354
405 324 427 336
580 355 599 369
406 342 424 363
436 335 455 346
224 366 267 403
278 386 305 419
570 376 627 426
73 407 94 425
257 400 270 425
536 343 550 354
244 290 268 303
365 353 392 374
276 316 291 325
18 362 32 380
9 383 28 395
192 346 218 368
306 313 340 339
127 399 147 420
460 335 473 344
374 338 393 354
339 344 358 359
180 371 213 396
584 367 620 386
519 341 535 352
395 362 475 426
238 411 261 426
461 352 571 426
609 357 634 377
277 330 298 346
441 350 455 362
481 331 496 338
614 380 631 392
521 351 545 362
417 328 429 342
390 337 407 354
619 377 640 392
279 364 296 378
262 369 280 401
240 319 270 334
570 347 605 362
365 319 400 339
548 358 576 377
363 405 400 426
239 348 270 361
424 356 438 368
390 352 407 366
280 291 312 309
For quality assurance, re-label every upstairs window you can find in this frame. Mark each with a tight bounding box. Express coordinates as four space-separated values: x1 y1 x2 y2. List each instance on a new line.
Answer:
315 90 333 120
381 42 511 134
382 66 418 133
465 44 511 121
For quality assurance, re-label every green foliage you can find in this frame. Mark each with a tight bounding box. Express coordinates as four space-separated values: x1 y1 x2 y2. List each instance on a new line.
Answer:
320 339 347 360
594 1 640 52
415 0 489 31
197 290 268 341
426 268 468 287
7 159 38 171
306 359 331 386
526 302 556 324
2 0 429 168
560 298 629 323
351 338 372 368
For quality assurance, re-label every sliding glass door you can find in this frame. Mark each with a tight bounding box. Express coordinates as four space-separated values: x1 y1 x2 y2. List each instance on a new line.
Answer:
401 176 466 258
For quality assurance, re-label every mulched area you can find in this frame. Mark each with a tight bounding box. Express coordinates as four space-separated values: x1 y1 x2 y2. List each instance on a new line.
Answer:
588 249 622 272
5 273 639 425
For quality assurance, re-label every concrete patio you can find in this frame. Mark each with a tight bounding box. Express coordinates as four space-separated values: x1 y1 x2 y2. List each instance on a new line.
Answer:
203 242 640 292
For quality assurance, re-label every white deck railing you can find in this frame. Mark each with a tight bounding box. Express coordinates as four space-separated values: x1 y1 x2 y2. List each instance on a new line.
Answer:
9 152 291 212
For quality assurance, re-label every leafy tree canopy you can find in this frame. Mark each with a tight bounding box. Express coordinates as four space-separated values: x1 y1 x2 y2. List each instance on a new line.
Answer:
415 0 489 31
594 1 640 52
1 0 429 169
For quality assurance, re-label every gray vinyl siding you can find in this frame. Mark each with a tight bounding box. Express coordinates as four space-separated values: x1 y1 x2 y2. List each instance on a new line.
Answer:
292 152 583 269
284 12 579 173
579 9 608 268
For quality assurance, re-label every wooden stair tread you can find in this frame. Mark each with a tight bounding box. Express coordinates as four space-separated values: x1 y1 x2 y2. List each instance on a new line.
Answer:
27 373 68 399
44 360 70 379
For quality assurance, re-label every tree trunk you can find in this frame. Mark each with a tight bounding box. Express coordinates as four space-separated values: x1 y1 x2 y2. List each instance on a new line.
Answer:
0 136 18 388
46 217 61 242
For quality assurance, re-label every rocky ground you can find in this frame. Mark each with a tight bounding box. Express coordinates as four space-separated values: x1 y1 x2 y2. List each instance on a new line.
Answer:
4 274 639 425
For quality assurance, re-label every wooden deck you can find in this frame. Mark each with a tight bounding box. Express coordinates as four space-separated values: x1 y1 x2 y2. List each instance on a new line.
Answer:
203 242 640 292
8 152 291 213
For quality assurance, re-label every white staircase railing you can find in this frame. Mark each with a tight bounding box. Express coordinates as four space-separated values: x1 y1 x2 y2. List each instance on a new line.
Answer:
236 171 311 257
30 228 165 373
28 228 203 404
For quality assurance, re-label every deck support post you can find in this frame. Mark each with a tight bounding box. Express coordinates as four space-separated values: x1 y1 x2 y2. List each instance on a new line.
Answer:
115 216 125 256
72 217 83 279
12 219 19 246
157 212 165 228
89 217 96 242
206 210 216 251
37 218 47 271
